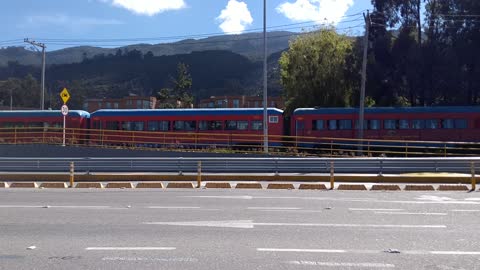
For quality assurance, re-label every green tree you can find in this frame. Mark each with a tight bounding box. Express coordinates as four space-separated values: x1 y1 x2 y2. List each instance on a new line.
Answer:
279 29 355 115
171 62 193 108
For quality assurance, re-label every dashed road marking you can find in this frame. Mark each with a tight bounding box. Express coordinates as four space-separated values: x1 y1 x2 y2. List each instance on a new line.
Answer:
286 260 395 268
451 209 480 212
258 248 346 253
349 208 404 211
374 212 447 216
247 207 301 210
147 206 201 209
86 247 176 251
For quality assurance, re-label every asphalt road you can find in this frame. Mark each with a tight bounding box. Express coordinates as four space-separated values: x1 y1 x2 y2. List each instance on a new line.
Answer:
1 189 480 270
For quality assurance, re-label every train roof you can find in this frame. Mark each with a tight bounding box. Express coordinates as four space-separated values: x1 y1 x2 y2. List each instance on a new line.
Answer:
293 106 480 115
0 110 90 118
91 108 284 117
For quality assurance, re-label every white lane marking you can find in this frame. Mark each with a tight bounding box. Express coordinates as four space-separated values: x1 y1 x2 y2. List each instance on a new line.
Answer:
465 198 480 201
250 196 480 205
287 260 395 268
0 205 113 209
451 209 480 212
86 247 176 251
258 248 345 253
349 208 404 211
248 207 301 210
374 212 447 216
102 257 198 262
182 195 253 200
147 206 201 209
430 251 480 255
144 220 446 229
258 210 324 213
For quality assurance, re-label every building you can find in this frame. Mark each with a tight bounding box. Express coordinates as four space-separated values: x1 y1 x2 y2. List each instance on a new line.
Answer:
198 95 284 109
83 95 155 112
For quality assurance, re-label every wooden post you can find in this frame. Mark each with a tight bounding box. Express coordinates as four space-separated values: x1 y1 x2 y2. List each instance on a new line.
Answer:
330 161 335 190
471 161 476 191
69 162 74 188
197 161 202 188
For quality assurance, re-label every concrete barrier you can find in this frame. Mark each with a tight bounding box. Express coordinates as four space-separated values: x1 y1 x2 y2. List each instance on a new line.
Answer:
235 183 263 189
267 183 295 190
437 185 469 191
9 182 38 188
136 182 165 189
166 182 194 189
404 185 435 191
0 182 7 188
75 182 103 188
40 182 68 189
298 184 327 190
337 184 367 191
105 182 134 189
205 182 232 189
371 185 401 191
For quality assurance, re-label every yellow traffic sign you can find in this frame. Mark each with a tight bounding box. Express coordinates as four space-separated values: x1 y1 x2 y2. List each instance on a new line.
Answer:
60 88 70 104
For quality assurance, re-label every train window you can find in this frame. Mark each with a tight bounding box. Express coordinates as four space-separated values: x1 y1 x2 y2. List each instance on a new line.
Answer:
328 120 337 130
252 121 263 130
132 122 144 131
93 121 102 129
399 120 409 129
51 122 62 132
238 121 248 130
15 122 25 128
369 120 380 130
412 120 425 129
28 122 43 132
296 121 304 130
339 120 352 130
106 121 120 130
121 122 131 130
312 120 324 131
199 121 222 131
269 116 279 123
174 121 184 131
442 119 454 129
225 121 237 130
425 119 438 129
455 119 467 129
354 120 368 130
148 121 169 131
384 120 397 130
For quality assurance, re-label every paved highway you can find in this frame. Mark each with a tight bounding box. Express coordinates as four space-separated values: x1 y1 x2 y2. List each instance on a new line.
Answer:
1 189 480 269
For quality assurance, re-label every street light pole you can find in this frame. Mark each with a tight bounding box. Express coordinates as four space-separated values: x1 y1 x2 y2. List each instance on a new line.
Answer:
24 38 46 110
263 0 269 154
358 11 370 155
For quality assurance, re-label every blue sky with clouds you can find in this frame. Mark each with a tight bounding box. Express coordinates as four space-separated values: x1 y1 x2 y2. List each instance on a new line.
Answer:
1 0 372 50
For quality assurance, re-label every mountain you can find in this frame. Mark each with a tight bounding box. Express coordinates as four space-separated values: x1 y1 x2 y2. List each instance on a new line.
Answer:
0 31 296 67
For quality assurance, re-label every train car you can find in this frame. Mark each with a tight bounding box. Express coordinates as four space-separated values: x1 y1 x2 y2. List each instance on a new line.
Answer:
0 110 90 144
292 106 480 148
89 108 284 148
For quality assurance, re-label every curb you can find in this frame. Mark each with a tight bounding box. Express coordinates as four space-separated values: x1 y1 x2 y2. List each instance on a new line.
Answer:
267 183 295 190
9 182 38 188
404 185 435 191
437 185 469 191
105 182 134 189
235 183 263 189
40 182 68 189
136 182 165 189
298 184 327 190
337 184 367 191
371 185 401 191
205 182 232 189
75 182 103 188
166 182 195 189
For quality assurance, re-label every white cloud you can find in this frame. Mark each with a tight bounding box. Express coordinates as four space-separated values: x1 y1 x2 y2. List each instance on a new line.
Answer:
216 0 253 34
276 0 354 25
110 0 186 16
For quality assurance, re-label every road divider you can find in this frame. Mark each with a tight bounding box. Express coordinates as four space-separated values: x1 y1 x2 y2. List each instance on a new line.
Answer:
235 183 263 189
9 182 38 188
437 185 469 191
105 182 134 189
371 185 401 191
136 182 164 189
205 182 232 189
40 182 68 189
75 182 103 188
267 183 295 190
337 184 367 191
404 185 435 191
166 182 194 189
298 184 327 190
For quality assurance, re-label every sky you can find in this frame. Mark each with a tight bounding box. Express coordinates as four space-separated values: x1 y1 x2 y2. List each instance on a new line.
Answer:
0 0 372 51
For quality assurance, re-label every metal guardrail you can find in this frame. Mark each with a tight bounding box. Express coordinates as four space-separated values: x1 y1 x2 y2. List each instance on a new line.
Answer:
0 157 478 175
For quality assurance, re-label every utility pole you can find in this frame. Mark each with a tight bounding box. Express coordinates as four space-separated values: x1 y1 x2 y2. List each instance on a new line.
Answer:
24 38 46 110
263 0 269 154
358 10 370 155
